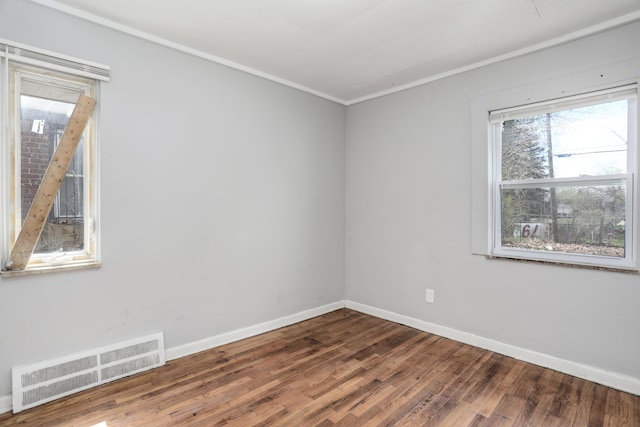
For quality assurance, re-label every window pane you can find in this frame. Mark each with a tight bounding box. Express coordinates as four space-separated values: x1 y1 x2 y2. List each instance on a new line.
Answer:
500 184 625 258
502 100 628 180
20 94 85 253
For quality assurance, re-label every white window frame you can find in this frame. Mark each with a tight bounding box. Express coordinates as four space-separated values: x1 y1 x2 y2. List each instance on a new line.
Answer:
0 40 109 276
490 86 637 269
471 69 639 272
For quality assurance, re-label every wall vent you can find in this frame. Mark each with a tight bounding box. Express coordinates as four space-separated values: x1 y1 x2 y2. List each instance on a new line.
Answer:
12 332 164 413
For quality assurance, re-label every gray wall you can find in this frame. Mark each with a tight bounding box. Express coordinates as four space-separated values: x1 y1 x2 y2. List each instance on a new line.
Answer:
2 0 639 403
0 0 346 397
346 21 640 380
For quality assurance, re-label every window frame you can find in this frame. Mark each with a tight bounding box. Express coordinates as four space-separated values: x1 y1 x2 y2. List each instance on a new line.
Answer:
489 86 637 270
471 73 640 272
0 40 108 276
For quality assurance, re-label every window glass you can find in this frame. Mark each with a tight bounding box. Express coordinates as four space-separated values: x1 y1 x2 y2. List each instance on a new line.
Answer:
19 94 86 254
501 100 628 180
500 184 626 258
492 87 636 268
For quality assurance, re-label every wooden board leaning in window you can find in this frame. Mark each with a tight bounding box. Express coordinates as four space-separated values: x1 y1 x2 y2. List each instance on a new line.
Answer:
4 94 96 271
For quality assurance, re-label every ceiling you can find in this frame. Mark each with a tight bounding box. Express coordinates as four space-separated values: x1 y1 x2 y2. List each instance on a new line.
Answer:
32 0 640 104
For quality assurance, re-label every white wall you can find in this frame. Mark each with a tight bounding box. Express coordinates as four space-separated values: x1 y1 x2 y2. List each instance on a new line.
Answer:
346 20 640 382
0 0 346 397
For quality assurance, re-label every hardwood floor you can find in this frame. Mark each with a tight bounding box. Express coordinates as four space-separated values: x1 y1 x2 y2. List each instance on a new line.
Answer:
1 309 638 426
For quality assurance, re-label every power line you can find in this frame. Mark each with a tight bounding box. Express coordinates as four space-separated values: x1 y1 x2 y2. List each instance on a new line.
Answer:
554 148 626 157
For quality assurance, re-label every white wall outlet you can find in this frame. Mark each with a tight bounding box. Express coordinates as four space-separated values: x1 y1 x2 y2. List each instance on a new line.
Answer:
425 288 435 304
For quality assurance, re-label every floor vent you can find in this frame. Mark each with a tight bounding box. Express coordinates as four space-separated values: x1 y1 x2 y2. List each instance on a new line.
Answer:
12 332 165 413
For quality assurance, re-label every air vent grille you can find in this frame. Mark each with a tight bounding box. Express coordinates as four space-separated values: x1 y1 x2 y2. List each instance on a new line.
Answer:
12 332 164 413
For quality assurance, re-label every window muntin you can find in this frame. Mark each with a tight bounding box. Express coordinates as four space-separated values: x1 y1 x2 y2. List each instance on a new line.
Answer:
491 86 637 269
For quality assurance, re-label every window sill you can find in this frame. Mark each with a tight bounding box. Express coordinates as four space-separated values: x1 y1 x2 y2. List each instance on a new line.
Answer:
1 261 101 278
485 255 638 274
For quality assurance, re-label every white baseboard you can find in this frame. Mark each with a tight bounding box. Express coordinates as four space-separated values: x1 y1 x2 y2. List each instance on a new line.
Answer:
3 298 636 416
166 301 346 361
345 300 640 396
0 394 11 414
0 302 345 415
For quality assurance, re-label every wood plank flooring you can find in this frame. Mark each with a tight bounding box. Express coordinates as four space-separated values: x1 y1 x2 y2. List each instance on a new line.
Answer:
1 309 638 426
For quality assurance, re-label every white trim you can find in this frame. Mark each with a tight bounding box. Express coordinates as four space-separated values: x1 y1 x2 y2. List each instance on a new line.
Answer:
0 261 101 278
0 38 110 81
0 52 9 269
165 301 345 361
2 298 638 414
345 300 640 396
25 0 345 105
490 84 637 122
500 175 628 189
0 394 11 415
0 38 109 71
0 300 345 414
26 0 640 106
346 11 640 105
0 303 345 414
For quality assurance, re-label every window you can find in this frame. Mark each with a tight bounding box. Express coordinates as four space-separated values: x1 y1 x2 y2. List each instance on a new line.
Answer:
488 86 637 270
1 40 109 274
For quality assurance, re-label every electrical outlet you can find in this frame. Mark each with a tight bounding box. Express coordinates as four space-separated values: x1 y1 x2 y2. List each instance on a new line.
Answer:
425 288 435 304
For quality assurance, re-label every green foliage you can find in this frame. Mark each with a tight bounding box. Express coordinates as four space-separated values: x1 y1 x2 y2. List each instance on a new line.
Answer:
501 118 549 241
501 117 547 180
